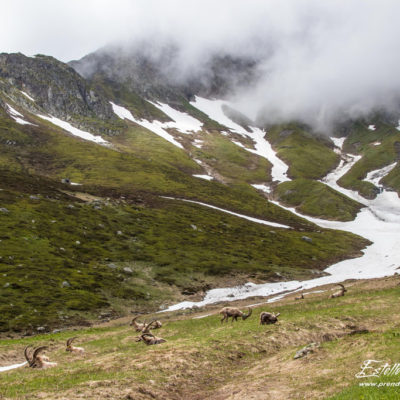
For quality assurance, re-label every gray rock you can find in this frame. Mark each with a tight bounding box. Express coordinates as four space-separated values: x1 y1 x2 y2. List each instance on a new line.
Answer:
294 342 319 359
302 236 313 243
3 282 10 288
36 326 46 332
62 280 71 288
123 267 133 274
0 207 9 213
108 263 117 269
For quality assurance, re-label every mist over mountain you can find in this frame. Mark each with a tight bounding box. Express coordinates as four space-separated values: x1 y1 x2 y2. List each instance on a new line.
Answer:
63 0 400 134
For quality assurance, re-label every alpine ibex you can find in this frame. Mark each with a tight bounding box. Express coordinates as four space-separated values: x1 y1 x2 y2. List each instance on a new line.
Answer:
330 284 347 298
66 337 85 354
260 312 280 325
220 307 252 323
136 333 166 345
24 345 57 369
295 293 304 300
130 316 162 332
130 315 147 332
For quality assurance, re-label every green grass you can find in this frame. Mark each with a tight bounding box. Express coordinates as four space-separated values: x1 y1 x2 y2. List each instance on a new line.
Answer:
274 179 363 221
2 279 400 399
266 123 340 179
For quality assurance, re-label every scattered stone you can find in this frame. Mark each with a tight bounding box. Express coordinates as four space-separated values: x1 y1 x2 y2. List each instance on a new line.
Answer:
75 240 80 245
36 326 46 332
302 236 313 243
191 224 198 230
294 342 319 359
61 280 71 288
3 282 10 288
117 230 123 235
123 267 133 274
0 207 9 213
108 263 117 269
29 195 40 200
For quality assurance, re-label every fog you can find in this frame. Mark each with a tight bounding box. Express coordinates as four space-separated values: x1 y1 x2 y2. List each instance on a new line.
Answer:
2 0 400 131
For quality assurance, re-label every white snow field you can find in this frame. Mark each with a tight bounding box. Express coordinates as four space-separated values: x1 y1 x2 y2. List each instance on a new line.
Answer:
36 114 109 145
191 96 290 183
149 101 203 134
6 104 35 125
164 113 400 312
110 102 184 149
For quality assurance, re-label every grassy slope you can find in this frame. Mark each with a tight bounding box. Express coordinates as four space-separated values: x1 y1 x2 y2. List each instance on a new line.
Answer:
1 277 400 399
0 111 369 332
339 122 400 198
274 179 363 221
266 123 340 180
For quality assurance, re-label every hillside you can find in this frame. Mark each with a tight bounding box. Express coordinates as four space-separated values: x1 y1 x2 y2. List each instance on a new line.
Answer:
1 277 400 399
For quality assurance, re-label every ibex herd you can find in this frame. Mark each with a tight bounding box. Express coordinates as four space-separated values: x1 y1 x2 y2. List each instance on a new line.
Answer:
20 282 348 370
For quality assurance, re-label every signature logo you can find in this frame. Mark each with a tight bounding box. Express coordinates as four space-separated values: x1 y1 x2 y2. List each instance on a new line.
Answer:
356 360 400 378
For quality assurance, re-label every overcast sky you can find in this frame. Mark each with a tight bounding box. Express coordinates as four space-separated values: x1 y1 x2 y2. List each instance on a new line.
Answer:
2 0 400 131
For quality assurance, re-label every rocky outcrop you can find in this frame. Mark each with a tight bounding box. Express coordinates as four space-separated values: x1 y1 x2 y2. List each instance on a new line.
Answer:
0 53 122 135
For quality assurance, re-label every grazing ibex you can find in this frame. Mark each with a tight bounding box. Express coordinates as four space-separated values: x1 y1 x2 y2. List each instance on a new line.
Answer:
295 293 304 300
66 337 85 354
330 284 347 298
220 307 252 323
136 333 166 345
24 345 57 369
260 312 280 325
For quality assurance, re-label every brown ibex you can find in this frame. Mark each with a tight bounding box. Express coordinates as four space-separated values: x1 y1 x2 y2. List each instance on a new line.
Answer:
136 333 166 345
260 312 280 325
66 337 85 354
130 316 162 332
24 346 57 369
220 307 252 323
330 284 347 298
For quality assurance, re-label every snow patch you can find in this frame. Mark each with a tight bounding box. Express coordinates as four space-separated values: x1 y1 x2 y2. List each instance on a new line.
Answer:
161 196 290 229
364 163 397 186
36 114 109 145
0 362 27 372
191 97 290 183
20 90 35 102
330 137 346 150
6 104 35 125
149 102 203 134
251 184 272 194
193 174 213 181
368 125 376 131
110 102 183 149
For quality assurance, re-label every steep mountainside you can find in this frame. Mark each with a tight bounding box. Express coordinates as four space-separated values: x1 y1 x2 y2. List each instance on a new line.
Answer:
0 50 394 333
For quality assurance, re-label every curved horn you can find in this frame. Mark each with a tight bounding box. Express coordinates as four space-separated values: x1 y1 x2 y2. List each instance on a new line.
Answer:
337 284 346 290
142 319 157 333
275 313 281 318
66 337 77 347
24 345 33 366
32 346 48 362
242 308 252 320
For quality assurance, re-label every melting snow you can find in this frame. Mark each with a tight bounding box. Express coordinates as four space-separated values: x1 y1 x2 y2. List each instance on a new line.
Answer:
20 90 35 102
364 162 397 187
191 97 290 183
110 102 183 149
330 137 346 150
193 174 213 181
161 197 290 229
368 125 376 131
6 104 35 125
0 362 27 372
36 114 109 145
165 148 400 311
149 102 203 134
251 184 272 194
